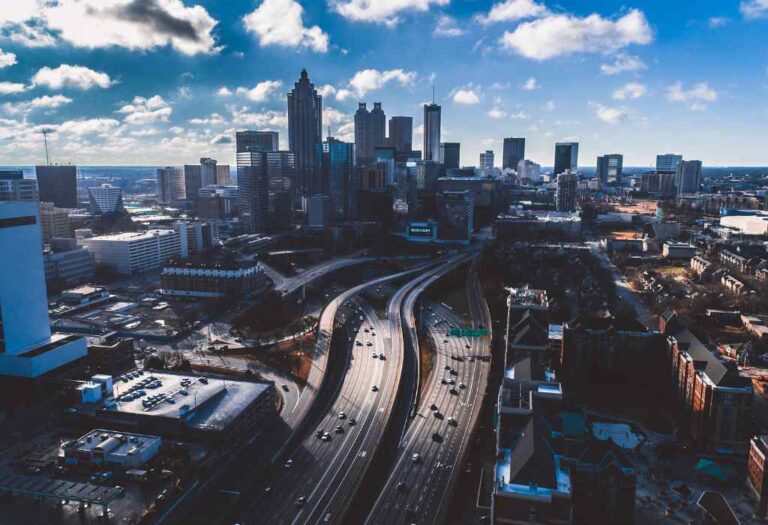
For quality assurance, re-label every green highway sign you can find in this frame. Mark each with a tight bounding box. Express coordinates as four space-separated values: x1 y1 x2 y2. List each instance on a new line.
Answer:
450 328 490 337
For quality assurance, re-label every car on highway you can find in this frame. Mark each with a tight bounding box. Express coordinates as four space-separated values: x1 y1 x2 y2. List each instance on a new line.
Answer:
372 353 377 359
430 403 438 411
448 417 457 426
411 453 421 463
296 496 305 507
366 341 373 346
348 418 357 426
335 426 344 434
397 482 407 493
356 341 363 346
338 412 346 419
432 432 442 442
378 354 386 360
284 459 293 469
447 378 455 385
371 332 376 336
371 385 378 392
449 388 458 395
321 432 331 441
459 382 466 389
316 430 324 438
282 384 289 392
444 365 451 371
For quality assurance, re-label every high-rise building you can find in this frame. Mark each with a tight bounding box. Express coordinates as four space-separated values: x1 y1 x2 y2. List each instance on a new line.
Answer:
288 69 322 196
423 103 441 162
388 116 413 152
440 142 460 170
502 138 525 170
237 150 295 234
200 158 218 187
39 201 72 244
0 201 87 378
480 150 495 169
318 137 356 219
656 154 683 174
307 194 335 227
517 159 541 182
437 190 474 244
596 154 624 186
88 185 124 214
0 171 38 202
183 165 203 202
354 102 387 165
198 184 239 220
554 142 579 176
675 160 703 196
36 165 77 208
236 131 279 153
157 167 185 204
216 164 231 185
555 172 579 212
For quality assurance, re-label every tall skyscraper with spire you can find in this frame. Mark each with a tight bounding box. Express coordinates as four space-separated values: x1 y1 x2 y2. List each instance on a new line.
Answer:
288 69 322 197
423 103 441 162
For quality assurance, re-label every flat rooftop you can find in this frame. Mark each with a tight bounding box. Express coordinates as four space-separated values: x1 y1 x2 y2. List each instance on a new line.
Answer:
84 230 176 242
64 429 161 456
107 371 271 431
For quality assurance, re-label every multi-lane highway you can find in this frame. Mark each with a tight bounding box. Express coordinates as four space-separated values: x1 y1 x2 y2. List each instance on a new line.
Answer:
261 256 375 296
366 258 491 525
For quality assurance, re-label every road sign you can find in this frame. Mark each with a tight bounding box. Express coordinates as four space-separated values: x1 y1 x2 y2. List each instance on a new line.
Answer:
449 328 490 337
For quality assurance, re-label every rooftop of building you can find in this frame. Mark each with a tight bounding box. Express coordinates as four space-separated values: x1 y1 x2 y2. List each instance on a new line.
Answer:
63 429 161 456
104 371 272 432
506 286 549 308
82 230 176 242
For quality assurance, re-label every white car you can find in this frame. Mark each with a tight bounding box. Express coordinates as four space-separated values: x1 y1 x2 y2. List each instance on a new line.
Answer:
411 453 421 463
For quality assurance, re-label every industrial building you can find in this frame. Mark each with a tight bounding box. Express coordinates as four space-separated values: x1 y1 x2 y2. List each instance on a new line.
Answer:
62 429 162 469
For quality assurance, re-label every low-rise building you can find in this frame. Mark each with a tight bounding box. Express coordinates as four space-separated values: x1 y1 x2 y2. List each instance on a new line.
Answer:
80 229 188 275
62 429 161 469
748 435 768 517
662 310 753 453
721 274 747 295
494 210 582 242
160 260 271 299
662 242 696 259
719 249 753 274
690 256 714 281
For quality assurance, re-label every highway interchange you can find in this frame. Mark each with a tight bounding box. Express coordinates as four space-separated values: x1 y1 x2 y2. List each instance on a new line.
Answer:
237 249 490 525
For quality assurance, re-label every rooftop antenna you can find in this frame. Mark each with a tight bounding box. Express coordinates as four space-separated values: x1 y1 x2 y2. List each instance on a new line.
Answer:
42 130 51 165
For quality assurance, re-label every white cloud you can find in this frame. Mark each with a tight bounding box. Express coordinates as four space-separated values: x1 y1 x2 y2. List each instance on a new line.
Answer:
235 80 282 102
56 118 120 136
0 0 40 25
230 107 288 128
475 0 548 25
708 17 729 28
666 81 717 110
612 82 647 100
323 107 350 126
510 110 530 120
2 22 57 48
589 102 627 124
522 77 540 90
42 0 219 55
118 95 172 124
452 88 480 104
600 53 647 75
216 87 233 97
32 64 113 90
4 94 73 114
0 49 17 69
317 84 337 97
243 0 329 53
741 0 768 19
348 69 416 97
335 89 354 102
0 82 27 95
543 99 556 111
500 9 653 60
488 107 506 119
188 113 226 125
434 15 464 37
331 0 449 25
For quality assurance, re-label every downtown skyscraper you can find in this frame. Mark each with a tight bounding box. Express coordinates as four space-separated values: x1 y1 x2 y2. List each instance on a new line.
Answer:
288 69 322 197
423 103 441 162
554 142 579 176
388 116 413 152
354 102 386 165
502 138 525 170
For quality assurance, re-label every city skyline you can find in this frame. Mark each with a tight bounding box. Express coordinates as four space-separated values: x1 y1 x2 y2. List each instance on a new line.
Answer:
0 1 767 167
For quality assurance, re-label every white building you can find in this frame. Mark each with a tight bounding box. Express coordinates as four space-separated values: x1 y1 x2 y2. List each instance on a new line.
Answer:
88 184 123 214
720 214 768 236
80 229 188 275
517 159 542 182
0 201 87 378
63 429 162 469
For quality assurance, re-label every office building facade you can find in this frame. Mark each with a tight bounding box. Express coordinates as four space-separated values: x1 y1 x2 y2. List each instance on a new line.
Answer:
480 150 495 169
157 167 185 204
354 102 386 165
238 150 295 234
80 230 188 275
423 103 441 162
236 131 279 153
388 116 413 152
200 157 218 187
39 201 72 244
318 137 356 219
675 160 703 196
517 159 541 181
437 190 474 244
0 171 38 202
36 165 77 208
656 154 683 174
288 69 322 196
596 154 624 186
88 185 123 214
440 142 460 170
554 142 579 176
502 138 525 170
555 172 578 212
0 201 87 378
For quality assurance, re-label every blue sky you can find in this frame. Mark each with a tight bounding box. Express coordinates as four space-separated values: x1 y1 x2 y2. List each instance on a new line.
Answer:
0 0 767 167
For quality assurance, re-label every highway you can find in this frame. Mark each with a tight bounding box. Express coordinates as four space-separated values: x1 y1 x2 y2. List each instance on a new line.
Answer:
261 256 376 296
366 257 491 525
